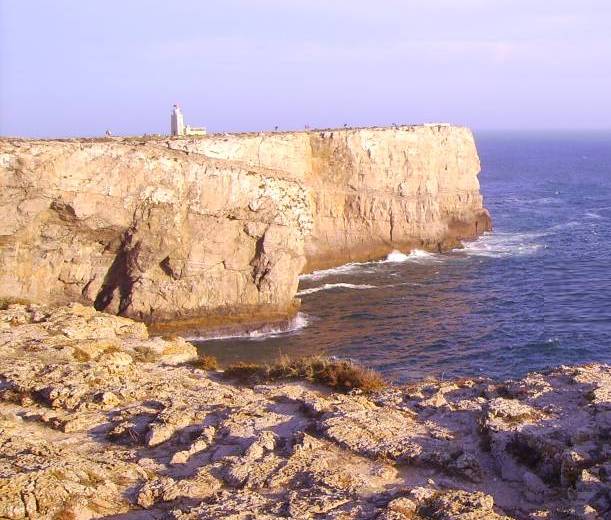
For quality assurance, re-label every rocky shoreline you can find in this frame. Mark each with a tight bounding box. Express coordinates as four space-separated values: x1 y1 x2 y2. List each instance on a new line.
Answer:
0 303 609 519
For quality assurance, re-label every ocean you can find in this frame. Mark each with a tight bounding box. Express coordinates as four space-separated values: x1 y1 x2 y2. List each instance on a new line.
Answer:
194 132 611 383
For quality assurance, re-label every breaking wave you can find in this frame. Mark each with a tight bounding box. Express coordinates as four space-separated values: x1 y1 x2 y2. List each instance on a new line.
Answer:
584 211 605 220
546 221 580 233
300 249 438 281
383 249 437 263
458 232 543 258
384 250 410 262
297 283 376 296
187 313 310 341
299 262 372 281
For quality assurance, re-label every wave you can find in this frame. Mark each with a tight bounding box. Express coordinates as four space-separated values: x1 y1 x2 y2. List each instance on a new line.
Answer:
383 249 437 263
187 312 309 342
545 221 580 232
458 232 543 258
504 196 559 205
584 211 605 220
384 250 410 262
299 262 373 281
297 282 376 296
300 249 438 281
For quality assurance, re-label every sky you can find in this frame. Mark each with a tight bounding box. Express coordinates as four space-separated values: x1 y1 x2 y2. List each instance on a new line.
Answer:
1 1 610 137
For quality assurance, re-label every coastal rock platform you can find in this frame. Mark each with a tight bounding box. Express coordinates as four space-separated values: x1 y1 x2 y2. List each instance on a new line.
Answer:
1 304 609 519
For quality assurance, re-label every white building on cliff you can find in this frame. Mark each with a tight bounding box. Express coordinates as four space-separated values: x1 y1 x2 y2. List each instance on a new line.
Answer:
170 104 207 136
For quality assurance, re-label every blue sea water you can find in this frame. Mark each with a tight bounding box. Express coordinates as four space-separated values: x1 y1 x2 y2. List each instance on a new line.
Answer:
194 132 611 382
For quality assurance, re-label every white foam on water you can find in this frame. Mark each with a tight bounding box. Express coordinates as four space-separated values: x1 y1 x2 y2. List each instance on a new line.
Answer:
384 250 410 262
299 261 373 281
187 312 310 342
383 249 438 263
539 197 558 205
505 196 559 205
297 282 376 296
546 221 580 232
407 249 436 261
458 232 543 258
300 249 439 281
584 211 604 220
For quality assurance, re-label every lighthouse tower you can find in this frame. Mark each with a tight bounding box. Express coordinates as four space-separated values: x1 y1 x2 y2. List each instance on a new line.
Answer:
170 104 185 136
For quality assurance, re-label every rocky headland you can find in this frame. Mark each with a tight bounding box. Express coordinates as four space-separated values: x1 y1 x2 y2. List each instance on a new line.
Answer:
1 303 609 519
0 125 490 330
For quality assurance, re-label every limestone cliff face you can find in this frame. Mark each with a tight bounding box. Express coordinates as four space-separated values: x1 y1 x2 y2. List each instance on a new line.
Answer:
0 139 311 324
0 125 490 325
165 125 491 270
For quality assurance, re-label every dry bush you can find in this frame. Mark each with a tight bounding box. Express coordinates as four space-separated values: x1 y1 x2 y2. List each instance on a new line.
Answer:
223 362 264 380
223 355 386 394
198 354 219 371
72 349 92 363
183 354 219 371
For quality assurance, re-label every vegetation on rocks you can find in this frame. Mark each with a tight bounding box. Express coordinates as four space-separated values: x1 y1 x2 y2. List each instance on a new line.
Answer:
223 355 388 393
197 354 219 371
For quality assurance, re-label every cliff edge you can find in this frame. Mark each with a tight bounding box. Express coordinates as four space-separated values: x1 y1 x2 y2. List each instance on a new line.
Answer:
0 125 491 326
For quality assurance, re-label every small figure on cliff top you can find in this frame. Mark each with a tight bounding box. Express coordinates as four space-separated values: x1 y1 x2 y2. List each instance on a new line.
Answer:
105 129 112 137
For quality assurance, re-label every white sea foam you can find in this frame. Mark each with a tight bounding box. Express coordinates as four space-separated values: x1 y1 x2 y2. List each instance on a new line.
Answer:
380 249 439 264
297 282 376 296
383 249 438 263
384 250 410 262
187 312 309 341
458 232 543 258
546 221 580 232
300 249 439 281
584 211 604 220
505 196 559 205
299 262 373 281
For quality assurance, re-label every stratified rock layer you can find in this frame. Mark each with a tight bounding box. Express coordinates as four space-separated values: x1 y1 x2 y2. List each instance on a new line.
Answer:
1 304 609 519
0 125 490 324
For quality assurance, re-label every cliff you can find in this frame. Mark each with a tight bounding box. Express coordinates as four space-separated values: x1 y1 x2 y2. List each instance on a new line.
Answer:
0 125 490 326
165 125 491 270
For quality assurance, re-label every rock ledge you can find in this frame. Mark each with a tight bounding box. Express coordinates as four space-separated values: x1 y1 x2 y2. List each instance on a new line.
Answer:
2 304 608 519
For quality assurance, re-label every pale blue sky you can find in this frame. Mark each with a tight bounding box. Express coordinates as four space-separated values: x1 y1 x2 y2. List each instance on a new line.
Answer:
1 1 610 137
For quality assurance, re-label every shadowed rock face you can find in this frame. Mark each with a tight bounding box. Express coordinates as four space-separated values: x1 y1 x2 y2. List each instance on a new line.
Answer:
1 304 609 519
0 139 310 325
0 125 490 325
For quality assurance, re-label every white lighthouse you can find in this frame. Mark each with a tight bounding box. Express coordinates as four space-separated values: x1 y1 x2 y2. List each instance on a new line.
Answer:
170 104 206 136
171 104 185 136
